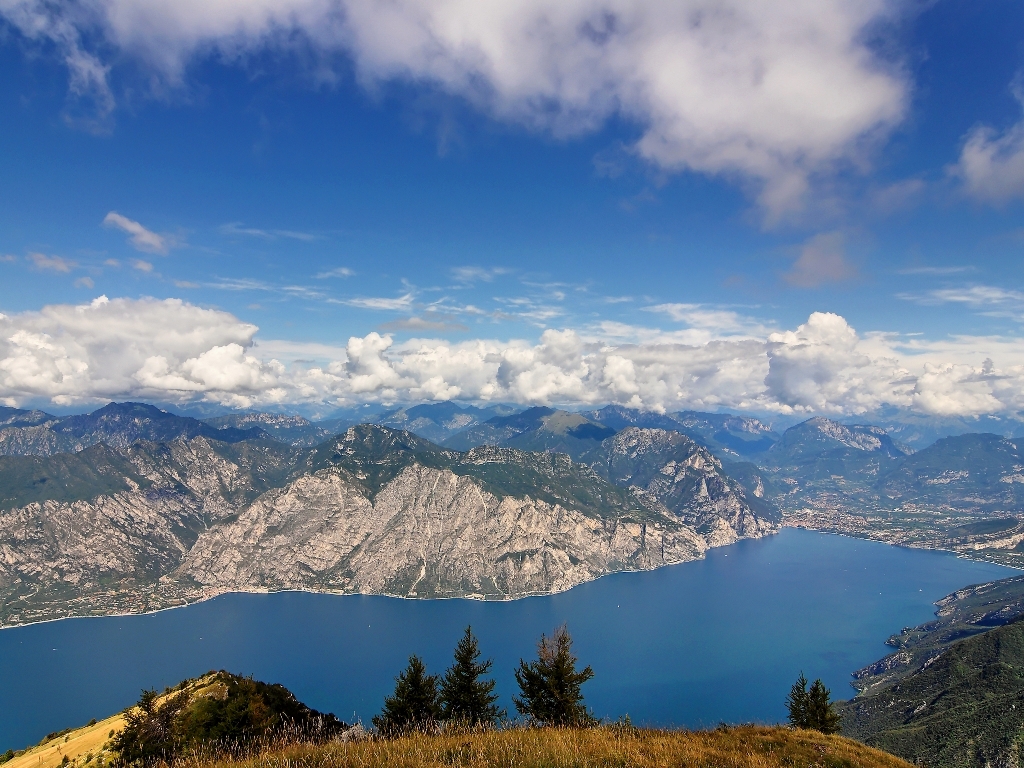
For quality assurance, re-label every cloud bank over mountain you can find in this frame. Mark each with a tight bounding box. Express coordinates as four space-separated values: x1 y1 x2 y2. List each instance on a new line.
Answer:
1 295 1022 418
0 0 908 215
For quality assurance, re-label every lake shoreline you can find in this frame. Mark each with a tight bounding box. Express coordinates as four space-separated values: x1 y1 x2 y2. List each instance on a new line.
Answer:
6 527 1021 633
1 529 1014 749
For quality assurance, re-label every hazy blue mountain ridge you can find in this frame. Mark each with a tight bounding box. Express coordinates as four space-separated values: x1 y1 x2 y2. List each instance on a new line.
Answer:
442 406 615 455
0 402 267 456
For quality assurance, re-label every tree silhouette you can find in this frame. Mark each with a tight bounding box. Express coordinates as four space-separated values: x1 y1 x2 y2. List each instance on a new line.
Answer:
513 625 595 726
439 626 505 726
373 655 441 735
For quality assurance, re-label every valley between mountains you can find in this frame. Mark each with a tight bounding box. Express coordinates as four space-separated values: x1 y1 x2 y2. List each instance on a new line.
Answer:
4 399 1024 628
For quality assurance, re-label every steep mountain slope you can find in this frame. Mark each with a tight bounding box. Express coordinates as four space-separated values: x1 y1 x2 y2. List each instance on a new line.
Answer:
839 617 1024 768
851 574 1024 696
0 436 303 625
582 427 777 539
766 417 909 471
0 403 266 456
748 417 911 521
0 425 776 625
443 407 615 456
878 433 1024 511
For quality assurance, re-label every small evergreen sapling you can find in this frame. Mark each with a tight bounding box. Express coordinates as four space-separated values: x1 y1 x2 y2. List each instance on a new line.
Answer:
513 625 595 726
439 626 505 726
372 655 441 736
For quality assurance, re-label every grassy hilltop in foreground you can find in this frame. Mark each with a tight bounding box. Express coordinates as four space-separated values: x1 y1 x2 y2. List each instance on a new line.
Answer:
6 722 910 768
141 727 910 768
0 669 909 768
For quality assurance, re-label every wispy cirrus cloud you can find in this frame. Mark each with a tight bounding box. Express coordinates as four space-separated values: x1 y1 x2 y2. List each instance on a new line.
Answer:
898 284 1024 324
644 303 771 338
204 278 274 292
901 285 1024 307
451 266 509 285
29 253 76 273
219 222 318 242
337 293 416 311
897 265 974 276
103 212 170 254
316 267 354 279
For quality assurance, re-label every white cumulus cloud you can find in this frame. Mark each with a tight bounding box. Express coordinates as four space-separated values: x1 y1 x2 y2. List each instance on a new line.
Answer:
2 297 1024 418
0 0 910 217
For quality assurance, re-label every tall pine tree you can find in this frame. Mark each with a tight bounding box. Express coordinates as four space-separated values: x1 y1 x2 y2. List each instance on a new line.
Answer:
439 626 505 726
513 625 595 726
806 678 842 734
372 655 441 736
785 672 809 728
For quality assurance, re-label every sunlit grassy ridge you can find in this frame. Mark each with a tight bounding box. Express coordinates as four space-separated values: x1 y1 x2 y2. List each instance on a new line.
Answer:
184 726 911 768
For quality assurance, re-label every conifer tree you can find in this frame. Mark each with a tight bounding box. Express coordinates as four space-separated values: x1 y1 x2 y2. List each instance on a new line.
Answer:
513 625 595 726
372 655 441 736
806 678 842 734
440 626 505 726
786 673 841 734
785 672 809 729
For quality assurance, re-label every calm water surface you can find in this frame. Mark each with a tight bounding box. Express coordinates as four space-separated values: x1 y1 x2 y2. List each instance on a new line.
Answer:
0 529 1014 747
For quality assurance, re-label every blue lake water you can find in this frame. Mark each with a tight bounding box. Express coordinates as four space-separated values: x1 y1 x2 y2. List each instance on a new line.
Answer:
0 529 1014 748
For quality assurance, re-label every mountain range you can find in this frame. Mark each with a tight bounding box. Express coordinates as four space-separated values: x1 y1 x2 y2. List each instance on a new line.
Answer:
0 402 774 627
4 398 1024 626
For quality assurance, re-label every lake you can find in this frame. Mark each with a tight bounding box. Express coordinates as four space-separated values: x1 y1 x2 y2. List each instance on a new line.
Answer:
0 529 1014 748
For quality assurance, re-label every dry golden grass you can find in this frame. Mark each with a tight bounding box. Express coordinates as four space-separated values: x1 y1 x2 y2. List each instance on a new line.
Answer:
5 674 226 768
185 725 911 768
5 714 124 768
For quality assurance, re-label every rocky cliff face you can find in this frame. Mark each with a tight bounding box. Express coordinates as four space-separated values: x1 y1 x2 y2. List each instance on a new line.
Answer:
179 463 706 599
0 424 776 626
583 427 776 545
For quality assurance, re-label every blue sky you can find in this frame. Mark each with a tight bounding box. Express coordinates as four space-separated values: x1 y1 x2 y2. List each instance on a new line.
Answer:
1 0 1024 417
